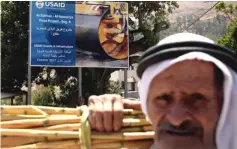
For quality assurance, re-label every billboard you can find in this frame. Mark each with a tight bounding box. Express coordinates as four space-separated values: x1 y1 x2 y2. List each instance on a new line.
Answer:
30 1 129 68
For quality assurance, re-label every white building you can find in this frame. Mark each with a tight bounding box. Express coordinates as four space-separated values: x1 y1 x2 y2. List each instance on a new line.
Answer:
110 64 139 98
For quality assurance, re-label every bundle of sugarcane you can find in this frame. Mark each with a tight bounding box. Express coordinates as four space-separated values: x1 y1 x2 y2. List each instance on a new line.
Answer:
1 105 154 149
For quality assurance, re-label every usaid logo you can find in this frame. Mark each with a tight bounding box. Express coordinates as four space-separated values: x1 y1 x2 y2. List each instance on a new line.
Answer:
45 2 65 8
35 1 65 9
35 1 44 9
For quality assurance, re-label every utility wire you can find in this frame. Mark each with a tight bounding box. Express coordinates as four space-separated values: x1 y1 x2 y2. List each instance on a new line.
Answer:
182 2 220 32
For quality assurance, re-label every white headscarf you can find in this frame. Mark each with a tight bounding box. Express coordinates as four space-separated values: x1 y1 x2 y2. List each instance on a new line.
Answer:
138 33 237 149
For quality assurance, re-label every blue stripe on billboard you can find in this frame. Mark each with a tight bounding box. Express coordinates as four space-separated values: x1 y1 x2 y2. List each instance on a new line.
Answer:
31 1 76 66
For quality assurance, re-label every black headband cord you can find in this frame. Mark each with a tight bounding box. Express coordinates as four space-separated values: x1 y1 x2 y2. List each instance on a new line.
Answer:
137 41 237 78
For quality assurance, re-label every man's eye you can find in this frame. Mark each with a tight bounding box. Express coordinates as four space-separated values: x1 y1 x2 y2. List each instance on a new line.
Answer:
157 94 172 101
153 94 171 108
191 93 205 101
188 93 207 110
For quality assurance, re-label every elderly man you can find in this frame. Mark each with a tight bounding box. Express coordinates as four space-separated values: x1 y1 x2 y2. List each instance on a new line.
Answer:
88 33 237 149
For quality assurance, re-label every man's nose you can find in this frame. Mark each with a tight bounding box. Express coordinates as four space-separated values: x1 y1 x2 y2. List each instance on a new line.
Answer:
166 103 191 127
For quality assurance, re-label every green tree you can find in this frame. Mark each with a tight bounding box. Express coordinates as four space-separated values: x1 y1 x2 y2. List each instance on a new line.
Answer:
107 81 122 94
215 2 237 22
216 2 237 52
218 19 237 52
31 86 54 106
1 2 29 92
128 1 179 54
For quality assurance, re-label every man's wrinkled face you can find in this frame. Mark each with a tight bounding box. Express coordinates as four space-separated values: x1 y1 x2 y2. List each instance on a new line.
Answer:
147 60 223 149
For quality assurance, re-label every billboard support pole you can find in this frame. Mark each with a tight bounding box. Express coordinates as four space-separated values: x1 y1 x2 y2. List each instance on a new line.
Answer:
27 66 31 105
27 2 32 105
78 68 82 98
124 68 128 98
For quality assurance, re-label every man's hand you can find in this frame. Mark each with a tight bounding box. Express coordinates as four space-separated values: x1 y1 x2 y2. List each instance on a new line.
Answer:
88 94 141 132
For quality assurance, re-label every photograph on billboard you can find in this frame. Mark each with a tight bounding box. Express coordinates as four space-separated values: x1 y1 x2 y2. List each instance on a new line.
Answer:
30 1 129 68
